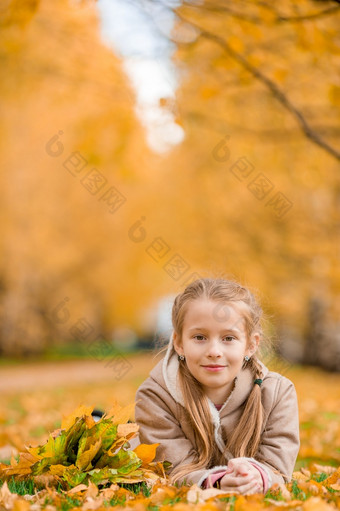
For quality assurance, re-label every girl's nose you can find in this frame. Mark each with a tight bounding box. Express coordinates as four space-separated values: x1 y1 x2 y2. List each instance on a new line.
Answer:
207 340 223 357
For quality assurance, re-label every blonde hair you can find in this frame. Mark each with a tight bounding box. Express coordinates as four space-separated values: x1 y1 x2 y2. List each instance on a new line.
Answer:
165 277 271 485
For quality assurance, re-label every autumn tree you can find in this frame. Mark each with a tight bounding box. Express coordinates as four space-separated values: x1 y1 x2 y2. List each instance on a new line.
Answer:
134 0 340 370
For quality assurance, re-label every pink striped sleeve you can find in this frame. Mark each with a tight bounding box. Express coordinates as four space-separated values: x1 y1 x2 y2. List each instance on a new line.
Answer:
201 470 227 488
248 462 269 493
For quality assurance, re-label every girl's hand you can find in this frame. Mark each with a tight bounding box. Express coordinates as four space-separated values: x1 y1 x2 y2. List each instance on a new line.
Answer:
219 459 263 495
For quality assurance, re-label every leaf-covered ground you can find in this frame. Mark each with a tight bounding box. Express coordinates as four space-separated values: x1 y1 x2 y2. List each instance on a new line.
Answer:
1 354 340 510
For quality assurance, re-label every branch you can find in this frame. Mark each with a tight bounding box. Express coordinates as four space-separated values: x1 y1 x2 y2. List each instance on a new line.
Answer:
175 12 340 162
277 4 340 22
179 0 340 24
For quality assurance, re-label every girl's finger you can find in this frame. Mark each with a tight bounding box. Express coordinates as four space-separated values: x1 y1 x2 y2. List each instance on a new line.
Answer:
221 477 261 495
227 461 250 476
225 466 234 474
221 474 255 489
237 465 249 475
238 479 262 495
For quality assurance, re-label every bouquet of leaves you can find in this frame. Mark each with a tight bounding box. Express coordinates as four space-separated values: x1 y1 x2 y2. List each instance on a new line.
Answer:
0 404 171 490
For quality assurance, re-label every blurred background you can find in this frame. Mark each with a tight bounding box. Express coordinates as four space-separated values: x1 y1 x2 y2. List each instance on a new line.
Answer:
0 0 339 369
0 0 340 468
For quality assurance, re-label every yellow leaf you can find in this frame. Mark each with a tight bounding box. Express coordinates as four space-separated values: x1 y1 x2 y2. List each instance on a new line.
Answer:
76 438 102 471
328 84 340 106
33 474 58 488
323 466 340 486
228 36 244 53
117 423 139 438
142 468 165 482
297 480 327 496
0 481 15 507
258 6 276 24
293 470 309 481
107 437 126 455
200 87 218 100
49 464 67 476
105 402 135 425
1 453 33 477
310 464 336 476
186 484 229 504
101 484 120 500
61 405 94 430
13 499 30 511
302 496 335 510
273 69 288 83
26 446 42 460
67 484 89 494
300 467 311 478
85 481 99 499
247 55 262 68
133 443 159 465
276 482 292 500
2 465 32 477
23 449 42 463
85 415 96 429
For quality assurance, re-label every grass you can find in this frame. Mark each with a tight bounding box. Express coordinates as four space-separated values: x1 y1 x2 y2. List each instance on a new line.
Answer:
312 472 329 483
0 343 143 366
291 479 308 500
294 457 339 470
0 477 153 511
0 477 39 495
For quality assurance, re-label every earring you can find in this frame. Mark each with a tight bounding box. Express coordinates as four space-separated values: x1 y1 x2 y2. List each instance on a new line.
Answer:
178 354 185 361
244 355 250 362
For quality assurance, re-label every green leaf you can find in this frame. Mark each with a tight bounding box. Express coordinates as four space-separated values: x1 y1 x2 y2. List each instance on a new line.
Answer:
92 420 118 451
31 454 69 475
62 466 88 488
64 416 87 461
76 430 90 460
113 450 141 474
88 467 118 485
76 438 102 471
37 431 67 458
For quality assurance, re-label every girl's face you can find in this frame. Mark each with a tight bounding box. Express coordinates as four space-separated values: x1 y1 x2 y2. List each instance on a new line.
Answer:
173 298 260 404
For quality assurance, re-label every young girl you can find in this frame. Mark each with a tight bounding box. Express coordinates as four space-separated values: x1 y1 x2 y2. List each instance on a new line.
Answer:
134 278 300 494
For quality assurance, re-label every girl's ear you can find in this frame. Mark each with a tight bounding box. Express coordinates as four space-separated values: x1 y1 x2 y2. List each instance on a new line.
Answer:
173 331 183 355
247 332 260 357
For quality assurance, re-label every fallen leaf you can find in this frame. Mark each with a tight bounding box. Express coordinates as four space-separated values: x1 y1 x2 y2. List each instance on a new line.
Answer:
293 471 309 482
61 405 94 431
66 483 89 494
117 423 139 438
133 443 159 465
322 467 340 486
302 496 336 510
187 485 232 503
13 498 31 511
310 464 336 476
301 467 311 478
33 474 59 488
105 403 135 425
85 481 99 499
0 481 17 508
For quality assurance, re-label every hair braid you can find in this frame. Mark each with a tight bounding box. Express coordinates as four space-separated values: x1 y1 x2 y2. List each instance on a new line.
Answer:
224 355 264 458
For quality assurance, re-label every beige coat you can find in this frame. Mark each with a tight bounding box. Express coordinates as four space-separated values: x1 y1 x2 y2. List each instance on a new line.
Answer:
134 337 300 489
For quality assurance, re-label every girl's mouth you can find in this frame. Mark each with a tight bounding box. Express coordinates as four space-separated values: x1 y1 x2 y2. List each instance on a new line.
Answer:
202 365 225 372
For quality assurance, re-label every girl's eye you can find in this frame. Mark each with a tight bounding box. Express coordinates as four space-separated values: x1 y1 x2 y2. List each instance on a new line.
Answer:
193 335 235 342
194 335 205 341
